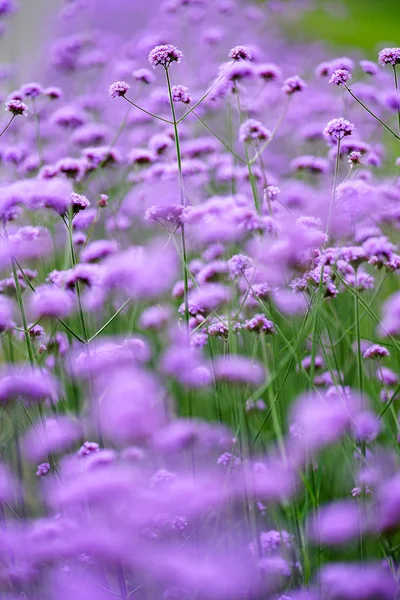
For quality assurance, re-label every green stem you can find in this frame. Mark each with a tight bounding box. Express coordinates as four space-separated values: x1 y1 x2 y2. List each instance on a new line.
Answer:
326 138 341 238
165 67 190 329
344 85 400 142
393 66 400 134
192 110 245 162
123 95 172 124
66 215 88 342
234 84 260 213
0 115 15 139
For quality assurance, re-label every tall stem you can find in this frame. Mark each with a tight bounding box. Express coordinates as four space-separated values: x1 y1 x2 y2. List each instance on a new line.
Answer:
326 138 341 238
344 85 400 141
165 68 190 329
67 214 88 342
0 115 15 139
393 66 400 134
234 84 260 213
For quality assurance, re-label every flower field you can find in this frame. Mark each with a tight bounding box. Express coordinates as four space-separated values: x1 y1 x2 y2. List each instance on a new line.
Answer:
0 0 399 598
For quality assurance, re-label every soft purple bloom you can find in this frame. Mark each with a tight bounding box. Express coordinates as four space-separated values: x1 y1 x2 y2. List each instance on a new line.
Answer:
323 117 355 142
108 80 129 98
281 75 306 95
378 47 400 66
228 45 251 61
363 344 390 359
360 59 379 75
36 463 50 477
213 355 265 386
172 85 191 104
5 98 28 116
239 119 272 143
329 68 351 85
148 44 183 68
133 68 155 84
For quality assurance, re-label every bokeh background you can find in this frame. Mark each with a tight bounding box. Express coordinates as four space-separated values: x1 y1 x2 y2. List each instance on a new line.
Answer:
0 0 399 84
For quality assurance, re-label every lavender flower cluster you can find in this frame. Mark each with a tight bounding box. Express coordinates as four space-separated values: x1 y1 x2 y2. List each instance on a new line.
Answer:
0 0 399 599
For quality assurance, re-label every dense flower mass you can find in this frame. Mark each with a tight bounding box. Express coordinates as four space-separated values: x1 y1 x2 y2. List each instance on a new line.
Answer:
0 2 400 599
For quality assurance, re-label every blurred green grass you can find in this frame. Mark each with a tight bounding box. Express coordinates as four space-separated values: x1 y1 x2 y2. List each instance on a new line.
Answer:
298 0 400 54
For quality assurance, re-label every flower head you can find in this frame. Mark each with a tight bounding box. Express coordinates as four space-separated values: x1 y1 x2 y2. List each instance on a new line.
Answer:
5 98 28 116
108 81 130 98
171 84 191 104
323 117 354 142
239 118 272 143
329 68 351 86
228 45 251 61
148 44 183 68
281 75 306 95
378 47 400 66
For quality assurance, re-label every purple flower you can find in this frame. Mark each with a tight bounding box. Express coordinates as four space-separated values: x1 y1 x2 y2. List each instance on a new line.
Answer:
228 45 251 61
30 285 74 319
329 68 351 86
23 415 81 461
380 291 400 336
244 314 275 334
363 344 390 359
5 98 28 116
378 47 400 66
323 117 354 142
133 68 155 84
239 119 272 143
281 75 306 95
78 441 100 457
213 355 265 386
318 562 396 599
44 85 63 99
217 452 241 470
108 80 130 98
257 62 282 81
360 59 379 75
171 84 191 104
148 44 183 68
20 81 43 98
308 500 366 546
70 192 90 215
36 463 50 477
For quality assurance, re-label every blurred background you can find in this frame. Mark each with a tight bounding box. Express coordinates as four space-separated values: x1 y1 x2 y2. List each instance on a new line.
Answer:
0 0 399 81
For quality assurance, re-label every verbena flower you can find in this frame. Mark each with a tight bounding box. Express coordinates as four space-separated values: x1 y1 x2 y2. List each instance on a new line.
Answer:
239 118 272 143
108 80 130 98
378 47 400 66
281 75 307 95
148 44 183 68
329 68 351 85
5 98 28 116
171 84 191 104
323 117 354 142
228 45 251 61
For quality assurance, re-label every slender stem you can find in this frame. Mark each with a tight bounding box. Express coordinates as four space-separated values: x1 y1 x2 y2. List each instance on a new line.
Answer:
393 66 400 134
177 71 228 124
66 215 88 342
88 297 132 343
326 138 341 238
250 97 290 165
0 115 15 139
31 98 44 166
122 95 172 124
234 84 260 213
14 258 85 344
192 110 245 162
344 85 400 141
165 67 190 328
